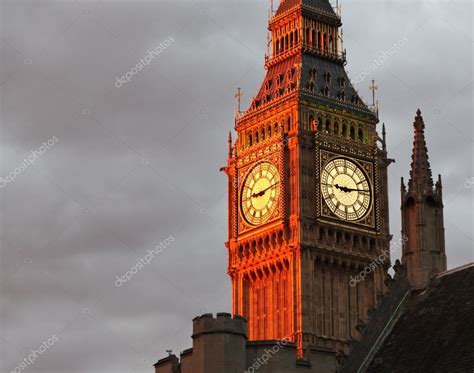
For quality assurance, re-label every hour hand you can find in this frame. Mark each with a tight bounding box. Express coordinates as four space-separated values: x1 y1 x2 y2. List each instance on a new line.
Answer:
252 190 265 198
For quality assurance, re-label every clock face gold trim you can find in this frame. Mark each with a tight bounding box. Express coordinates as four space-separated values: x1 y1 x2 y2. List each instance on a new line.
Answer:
240 162 280 226
321 158 372 221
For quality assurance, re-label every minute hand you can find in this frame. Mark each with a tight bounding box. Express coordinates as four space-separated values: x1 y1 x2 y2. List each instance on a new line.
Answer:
335 184 370 194
252 182 280 198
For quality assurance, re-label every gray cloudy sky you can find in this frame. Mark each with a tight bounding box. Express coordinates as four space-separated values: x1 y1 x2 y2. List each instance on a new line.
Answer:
0 0 472 372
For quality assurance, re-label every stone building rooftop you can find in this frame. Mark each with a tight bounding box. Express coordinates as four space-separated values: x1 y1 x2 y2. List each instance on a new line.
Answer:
342 262 474 372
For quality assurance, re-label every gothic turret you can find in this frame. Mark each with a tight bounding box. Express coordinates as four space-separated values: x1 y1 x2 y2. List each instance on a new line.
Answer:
401 109 446 289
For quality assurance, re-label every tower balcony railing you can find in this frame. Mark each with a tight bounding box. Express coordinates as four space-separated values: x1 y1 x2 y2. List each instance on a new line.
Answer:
265 43 346 68
301 43 346 64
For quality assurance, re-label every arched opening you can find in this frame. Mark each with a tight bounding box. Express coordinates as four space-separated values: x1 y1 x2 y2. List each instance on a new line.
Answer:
426 195 436 206
318 116 324 132
248 134 253 147
369 239 376 252
311 30 316 48
334 120 340 136
325 117 331 133
358 128 364 142
290 33 293 47
267 125 272 137
350 126 356 140
306 28 310 46
342 122 348 138
286 117 291 132
309 114 314 131
336 231 343 245
276 39 280 54
285 35 289 50
294 30 298 43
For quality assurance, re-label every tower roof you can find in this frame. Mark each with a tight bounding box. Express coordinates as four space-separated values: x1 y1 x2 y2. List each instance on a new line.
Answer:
238 0 378 124
276 0 337 17
408 109 434 192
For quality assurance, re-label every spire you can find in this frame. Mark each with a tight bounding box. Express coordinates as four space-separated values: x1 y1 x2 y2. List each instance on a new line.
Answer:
408 109 433 193
402 109 446 288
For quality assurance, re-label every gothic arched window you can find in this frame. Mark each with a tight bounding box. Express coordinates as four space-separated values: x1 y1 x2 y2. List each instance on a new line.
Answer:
325 72 331 85
318 116 324 132
309 115 314 131
334 120 340 136
350 126 356 140
325 117 331 133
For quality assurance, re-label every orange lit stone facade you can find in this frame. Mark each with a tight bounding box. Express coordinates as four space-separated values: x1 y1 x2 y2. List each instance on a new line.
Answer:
223 0 392 357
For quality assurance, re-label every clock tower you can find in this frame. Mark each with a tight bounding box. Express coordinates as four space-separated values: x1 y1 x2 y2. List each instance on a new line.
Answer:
223 0 392 358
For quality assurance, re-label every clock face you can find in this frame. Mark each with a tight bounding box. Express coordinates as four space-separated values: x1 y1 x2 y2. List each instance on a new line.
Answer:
321 158 372 221
240 162 280 226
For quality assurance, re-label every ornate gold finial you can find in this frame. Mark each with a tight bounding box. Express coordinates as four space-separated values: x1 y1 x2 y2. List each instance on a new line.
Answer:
369 79 379 117
369 79 378 107
234 87 243 121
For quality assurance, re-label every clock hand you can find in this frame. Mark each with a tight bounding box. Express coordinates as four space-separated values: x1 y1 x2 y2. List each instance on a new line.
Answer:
334 184 370 194
252 181 280 198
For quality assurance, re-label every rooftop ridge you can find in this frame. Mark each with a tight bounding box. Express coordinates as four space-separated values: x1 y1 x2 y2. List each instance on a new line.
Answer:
437 262 474 278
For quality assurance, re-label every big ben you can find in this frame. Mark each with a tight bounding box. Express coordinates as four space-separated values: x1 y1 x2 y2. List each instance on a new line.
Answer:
223 0 392 357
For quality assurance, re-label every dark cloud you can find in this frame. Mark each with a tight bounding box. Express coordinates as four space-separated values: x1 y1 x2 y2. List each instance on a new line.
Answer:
1 0 472 372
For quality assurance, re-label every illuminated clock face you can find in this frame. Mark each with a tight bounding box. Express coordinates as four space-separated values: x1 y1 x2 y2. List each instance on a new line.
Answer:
321 158 372 221
241 162 280 226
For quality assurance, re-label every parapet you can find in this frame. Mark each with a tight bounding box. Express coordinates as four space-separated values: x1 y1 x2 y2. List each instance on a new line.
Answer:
192 313 247 338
